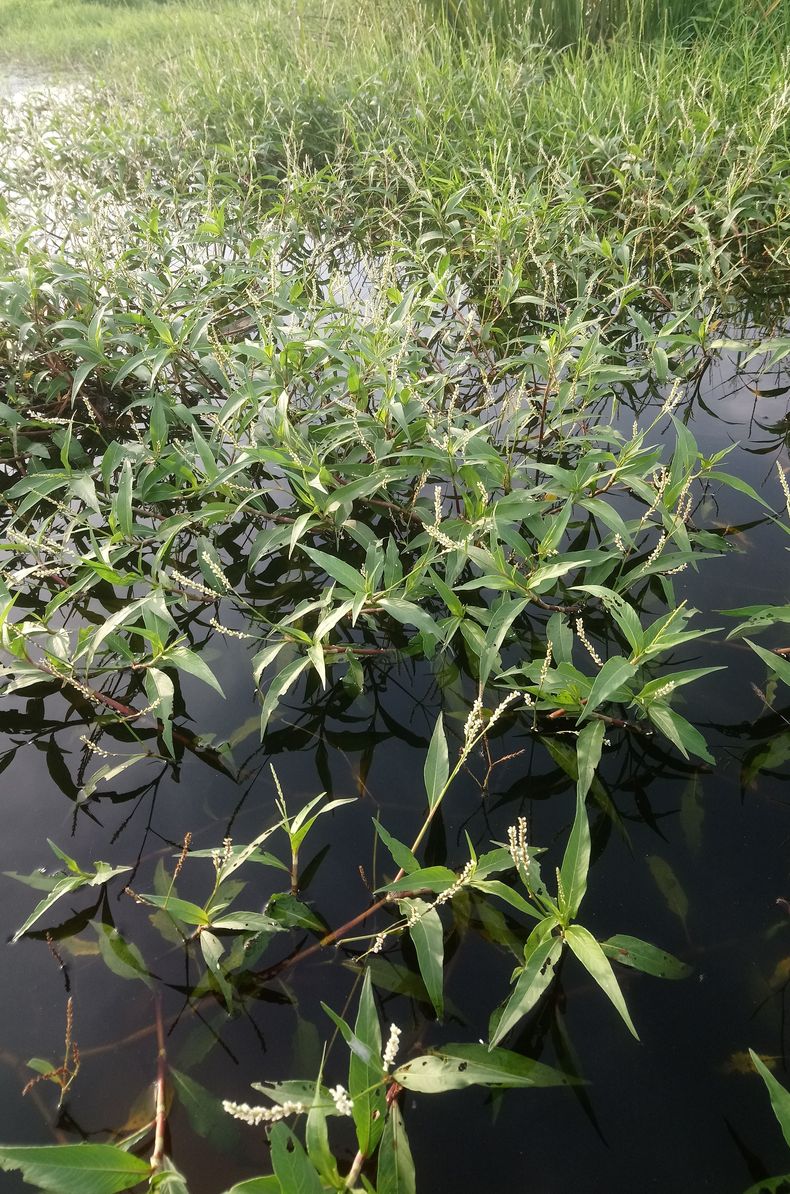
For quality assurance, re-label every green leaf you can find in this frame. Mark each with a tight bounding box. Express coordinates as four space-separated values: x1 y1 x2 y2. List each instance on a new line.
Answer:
478 596 529 684
394 1042 576 1092
723 604 790 639
646 703 714 765
401 898 444 1019
167 646 225 697
260 657 310 738
11 874 86 943
269 1123 323 1194
200 930 233 1011
300 546 366 595
571 585 644 654
378 597 441 643
490 932 563 1047
378 867 456 895
746 639 790 689
423 714 449 810
0 1144 150 1193
377 1104 415 1194
138 895 209 926
170 1068 239 1149
705 470 774 511
470 879 541 921
145 667 174 758
266 893 324 932
349 970 386 1155
751 1050 790 1151
558 720 604 918
565 924 638 1039
577 656 635 723
155 1155 190 1193
374 820 419 874
222 1181 280 1194
209 911 283 933
114 459 133 538
80 754 151 800
602 935 692 980
575 718 605 804
743 1177 790 1194
305 1077 339 1188
94 924 152 987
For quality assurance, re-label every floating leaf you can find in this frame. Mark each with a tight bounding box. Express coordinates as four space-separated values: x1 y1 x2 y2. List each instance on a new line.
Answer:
394 1042 576 1092
170 1067 239 1149
647 855 689 934
602 934 691 979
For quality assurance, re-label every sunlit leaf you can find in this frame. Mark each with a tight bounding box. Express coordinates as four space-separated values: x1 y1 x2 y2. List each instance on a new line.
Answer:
0 1144 150 1193
377 1104 415 1194
423 714 449 810
401 898 444 1019
394 1042 576 1092
602 934 691 979
490 931 563 1047
565 924 638 1039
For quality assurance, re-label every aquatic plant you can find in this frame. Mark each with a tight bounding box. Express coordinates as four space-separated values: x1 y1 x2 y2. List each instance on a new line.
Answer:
0 0 789 1189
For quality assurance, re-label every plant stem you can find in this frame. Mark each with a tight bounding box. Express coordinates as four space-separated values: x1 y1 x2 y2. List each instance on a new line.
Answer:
150 994 168 1174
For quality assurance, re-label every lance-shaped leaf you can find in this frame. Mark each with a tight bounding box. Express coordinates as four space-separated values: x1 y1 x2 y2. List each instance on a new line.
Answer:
269 1123 323 1194
577 656 635 723
12 856 131 943
602 935 692 980
423 714 449 810
300 546 366 595
558 719 604 918
374 820 419 874
394 1042 577 1092
260 657 310 738
325 970 386 1155
490 929 563 1047
377 1103 416 1194
747 639 790 688
0 1144 151 1193
565 924 638 1039
222 1180 280 1193
400 898 444 1020
750 1050 790 1150
136 894 209 927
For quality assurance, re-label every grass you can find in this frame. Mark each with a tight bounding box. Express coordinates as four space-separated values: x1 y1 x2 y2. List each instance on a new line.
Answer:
2 0 789 305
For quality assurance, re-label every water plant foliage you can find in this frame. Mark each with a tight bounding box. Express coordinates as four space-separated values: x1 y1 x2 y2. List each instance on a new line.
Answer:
1 0 790 1189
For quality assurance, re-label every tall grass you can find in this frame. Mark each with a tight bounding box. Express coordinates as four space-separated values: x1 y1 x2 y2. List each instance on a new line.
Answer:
1 0 789 305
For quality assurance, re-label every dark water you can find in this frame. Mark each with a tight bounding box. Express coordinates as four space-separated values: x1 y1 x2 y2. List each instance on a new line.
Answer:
2 330 790 1193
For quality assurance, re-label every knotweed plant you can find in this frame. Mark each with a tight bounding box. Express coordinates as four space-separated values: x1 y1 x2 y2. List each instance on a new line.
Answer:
0 0 789 1189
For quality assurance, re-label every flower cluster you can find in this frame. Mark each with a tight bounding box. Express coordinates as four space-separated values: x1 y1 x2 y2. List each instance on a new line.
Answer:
575 618 603 668
382 1023 402 1071
507 816 530 876
434 859 475 906
329 1085 354 1116
222 1098 304 1126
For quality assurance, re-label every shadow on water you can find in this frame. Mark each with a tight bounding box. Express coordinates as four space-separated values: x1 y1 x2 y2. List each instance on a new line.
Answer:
2 310 790 1192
